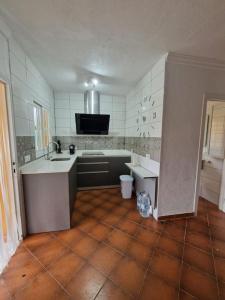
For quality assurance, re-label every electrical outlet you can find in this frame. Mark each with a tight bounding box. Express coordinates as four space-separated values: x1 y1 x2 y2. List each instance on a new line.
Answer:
146 154 151 159
24 154 31 163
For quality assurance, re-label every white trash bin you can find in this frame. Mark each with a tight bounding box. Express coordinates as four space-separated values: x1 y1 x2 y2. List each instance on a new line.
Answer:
120 175 134 199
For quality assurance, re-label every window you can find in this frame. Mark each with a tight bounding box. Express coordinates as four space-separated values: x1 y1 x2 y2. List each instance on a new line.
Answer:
33 102 50 153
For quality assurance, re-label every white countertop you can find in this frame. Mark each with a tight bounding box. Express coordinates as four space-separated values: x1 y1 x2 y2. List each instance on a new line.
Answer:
125 163 158 178
20 149 131 175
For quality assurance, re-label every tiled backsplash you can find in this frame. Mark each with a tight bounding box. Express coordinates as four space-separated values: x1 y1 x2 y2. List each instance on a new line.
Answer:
55 136 125 151
16 135 161 166
125 137 161 162
16 136 36 167
55 135 161 162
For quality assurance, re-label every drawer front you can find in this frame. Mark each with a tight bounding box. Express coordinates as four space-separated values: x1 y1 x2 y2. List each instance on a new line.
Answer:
77 156 110 163
77 171 110 187
77 162 109 172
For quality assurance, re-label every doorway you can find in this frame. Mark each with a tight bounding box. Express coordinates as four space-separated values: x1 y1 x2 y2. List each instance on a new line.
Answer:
199 99 225 211
0 81 19 272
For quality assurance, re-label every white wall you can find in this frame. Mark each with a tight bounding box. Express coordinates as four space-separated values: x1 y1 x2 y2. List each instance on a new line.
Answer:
158 54 225 217
9 40 55 140
0 16 55 271
125 56 166 137
55 92 125 136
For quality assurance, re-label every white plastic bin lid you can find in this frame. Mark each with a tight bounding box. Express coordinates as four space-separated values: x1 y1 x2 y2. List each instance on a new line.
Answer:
120 175 133 182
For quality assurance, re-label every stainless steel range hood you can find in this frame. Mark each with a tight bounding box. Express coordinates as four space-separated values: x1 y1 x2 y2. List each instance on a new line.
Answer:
84 90 100 114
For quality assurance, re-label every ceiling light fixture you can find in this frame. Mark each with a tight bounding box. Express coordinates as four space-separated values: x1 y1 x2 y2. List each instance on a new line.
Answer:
92 78 98 86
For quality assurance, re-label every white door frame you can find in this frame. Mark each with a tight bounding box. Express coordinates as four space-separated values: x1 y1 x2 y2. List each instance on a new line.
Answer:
0 78 23 240
195 93 225 213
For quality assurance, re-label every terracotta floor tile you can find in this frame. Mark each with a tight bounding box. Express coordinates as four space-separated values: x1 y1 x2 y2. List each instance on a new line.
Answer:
71 235 99 258
127 210 143 224
218 281 225 299
65 263 106 299
78 203 94 214
47 250 85 286
31 238 67 267
106 229 131 253
140 272 179 300
127 238 152 266
157 235 183 259
181 264 218 300
101 202 116 210
209 215 225 229
71 210 84 226
116 219 139 236
54 227 84 245
214 257 225 282
183 244 215 275
150 251 181 287
3 247 32 271
110 256 145 297
0 278 12 300
92 207 108 219
2 255 43 295
89 244 123 276
163 223 186 242
211 225 225 242
179 290 197 299
102 213 122 226
213 239 225 259
186 231 212 253
77 217 98 233
95 280 132 300
187 218 210 235
89 223 112 241
23 233 53 251
1 190 225 300
141 217 165 232
113 206 128 216
121 199 136 210
14 271 69 300
136 227 159 248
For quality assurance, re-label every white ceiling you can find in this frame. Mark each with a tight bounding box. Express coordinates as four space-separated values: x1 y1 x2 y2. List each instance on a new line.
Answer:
1 0 225 95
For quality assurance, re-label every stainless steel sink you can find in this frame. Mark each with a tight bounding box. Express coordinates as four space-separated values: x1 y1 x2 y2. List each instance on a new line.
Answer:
51 158 70 161
82 151 104 156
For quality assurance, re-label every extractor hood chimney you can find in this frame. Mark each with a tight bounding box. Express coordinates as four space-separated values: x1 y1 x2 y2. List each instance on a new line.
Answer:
84 90 100 114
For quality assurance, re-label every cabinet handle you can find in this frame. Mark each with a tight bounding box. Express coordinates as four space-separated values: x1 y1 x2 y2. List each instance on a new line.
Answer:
77 171 109 175
77 162 109 165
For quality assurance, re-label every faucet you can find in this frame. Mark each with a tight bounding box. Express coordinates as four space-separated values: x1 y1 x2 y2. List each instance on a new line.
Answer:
45 141 59 160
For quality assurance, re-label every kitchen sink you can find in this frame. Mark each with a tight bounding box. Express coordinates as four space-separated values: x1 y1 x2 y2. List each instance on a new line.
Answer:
82 151 104 156
51 158 70 161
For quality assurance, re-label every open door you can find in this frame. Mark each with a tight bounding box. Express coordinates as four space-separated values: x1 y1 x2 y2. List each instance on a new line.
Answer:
0 81 19 272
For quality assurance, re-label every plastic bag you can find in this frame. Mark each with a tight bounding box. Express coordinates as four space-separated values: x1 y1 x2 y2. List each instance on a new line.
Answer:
137 191 152 218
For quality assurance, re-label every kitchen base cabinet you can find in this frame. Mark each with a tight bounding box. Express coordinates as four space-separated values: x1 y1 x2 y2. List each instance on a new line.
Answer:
23 163 77 234
77 156 131 189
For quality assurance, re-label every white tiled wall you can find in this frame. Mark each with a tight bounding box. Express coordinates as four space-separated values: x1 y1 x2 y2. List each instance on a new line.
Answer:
55 92 126 136
9 39 55 138
125 55 167 137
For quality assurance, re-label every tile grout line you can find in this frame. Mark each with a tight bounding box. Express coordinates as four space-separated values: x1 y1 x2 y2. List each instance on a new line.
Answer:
136 220 166 299
177 217 188 299
207 207 221 300
23 244 73 298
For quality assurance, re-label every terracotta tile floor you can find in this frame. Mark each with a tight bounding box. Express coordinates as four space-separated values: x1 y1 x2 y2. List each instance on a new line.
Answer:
1 189 225 299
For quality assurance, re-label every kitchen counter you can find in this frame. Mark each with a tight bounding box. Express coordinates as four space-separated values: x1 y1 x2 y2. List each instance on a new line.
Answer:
125 163 158 178
20 149 131 175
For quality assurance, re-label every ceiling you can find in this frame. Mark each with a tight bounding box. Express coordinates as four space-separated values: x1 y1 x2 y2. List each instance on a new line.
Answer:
1 0 225 95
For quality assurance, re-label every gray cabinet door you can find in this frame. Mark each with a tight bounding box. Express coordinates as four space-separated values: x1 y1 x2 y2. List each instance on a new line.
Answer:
108 157 131 185
69 161 77 212
77 156 131 188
